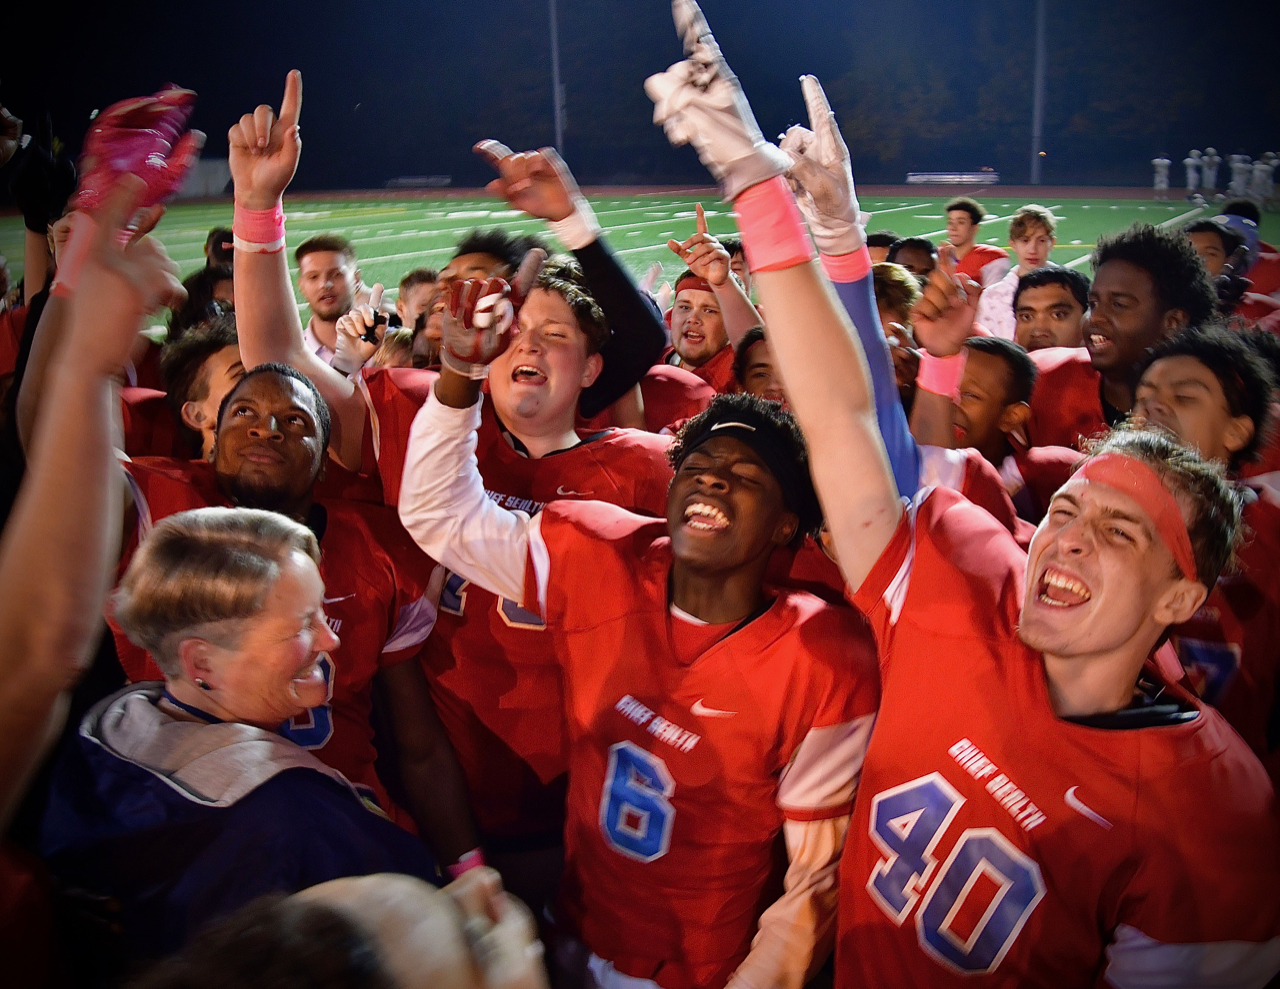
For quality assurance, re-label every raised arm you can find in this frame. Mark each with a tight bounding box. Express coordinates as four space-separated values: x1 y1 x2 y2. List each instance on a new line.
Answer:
0 177 185 827
666 203 760 347
647 20 901 592
474 142 668 417
228 71 368 469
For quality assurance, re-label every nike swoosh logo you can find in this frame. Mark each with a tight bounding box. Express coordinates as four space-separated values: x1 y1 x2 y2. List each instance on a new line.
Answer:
556 485 592 497
1065 786 1112 830
691 699 737 718
322 594 356 604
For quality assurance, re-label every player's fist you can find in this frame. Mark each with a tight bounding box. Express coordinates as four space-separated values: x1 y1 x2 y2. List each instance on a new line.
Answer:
332 284 386 375
229 70 302 210
439 277 518 379
666 203 730 286
644 0 789 201
779 74 866 256
66 176 187 377
910 246 979 358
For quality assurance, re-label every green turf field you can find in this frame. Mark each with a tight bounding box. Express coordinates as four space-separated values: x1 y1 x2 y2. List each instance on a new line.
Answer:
3 193 1277 314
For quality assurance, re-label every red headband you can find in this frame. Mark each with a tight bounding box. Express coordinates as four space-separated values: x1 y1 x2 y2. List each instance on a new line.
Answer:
1074 453 1198 583
675 274 714 296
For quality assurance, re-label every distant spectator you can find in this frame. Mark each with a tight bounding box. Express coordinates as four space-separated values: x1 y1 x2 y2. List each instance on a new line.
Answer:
204 226 234 267
719 235 751 294
866 230 899 264
886 236 937 285
943 197 1011 288
167 264 234 341
975 205 1058 340
295 235 370 368
369 326 414 369
394 267 438 330
1012 267 1089 352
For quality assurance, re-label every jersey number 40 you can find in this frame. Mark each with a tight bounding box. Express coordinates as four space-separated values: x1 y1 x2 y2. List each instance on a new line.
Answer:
867 773 1044 975
599 741 675 863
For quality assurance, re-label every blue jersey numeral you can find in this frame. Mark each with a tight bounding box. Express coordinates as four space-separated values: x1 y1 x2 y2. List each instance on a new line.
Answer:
279 655 335 749
868 774 1045 975
440 571 469 616
440 570 544 629
599 741 675 863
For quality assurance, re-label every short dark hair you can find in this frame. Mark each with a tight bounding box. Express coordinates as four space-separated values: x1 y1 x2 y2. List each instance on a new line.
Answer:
1013 266 1090 311
733 326 768 385
1137 324 1276 469
1091 224 1218 328
1183 218 1245 257
866 230 899 249
204 226 234 266
668 393 822 544
534 256 610 354
963 336 1038 405
295 234 356 268
887 237 937 263
161 313 241 450
719 235 744 258
398 267 437 296
129 894 393 989
217 363 332 451
1221 199 1262 225
945 197 985 224
168 264 234 341
453 229 549 274
1083 426 1242 588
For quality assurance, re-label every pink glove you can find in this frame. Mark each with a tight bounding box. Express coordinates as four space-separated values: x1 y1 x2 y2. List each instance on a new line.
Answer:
74 85 203 213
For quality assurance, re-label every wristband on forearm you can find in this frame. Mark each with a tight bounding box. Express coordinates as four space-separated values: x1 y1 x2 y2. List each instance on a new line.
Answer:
233 201 286 254
916 350 967 401
440 349 492 381
819 247 872 284
446 847 486 880
732 176 816 274
548 198 602 252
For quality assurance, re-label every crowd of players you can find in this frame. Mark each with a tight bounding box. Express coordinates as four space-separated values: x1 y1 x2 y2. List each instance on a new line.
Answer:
1 2 1279 987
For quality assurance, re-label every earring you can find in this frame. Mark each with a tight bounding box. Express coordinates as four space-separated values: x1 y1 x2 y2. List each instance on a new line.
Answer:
194 678 213 691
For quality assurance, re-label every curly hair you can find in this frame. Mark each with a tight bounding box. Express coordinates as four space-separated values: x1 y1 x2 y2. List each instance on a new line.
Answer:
1091 223 1217 327
945 197 986 224
453 228 549 274
1136 324 1276 469
1083 425 1242 587
668 393 822 544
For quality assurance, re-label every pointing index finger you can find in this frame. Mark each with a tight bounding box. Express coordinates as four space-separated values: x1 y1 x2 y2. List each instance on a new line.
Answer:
369 283 384 310
474 139 515 172
800 75 834 130
279 70 303 129
695 202 708 235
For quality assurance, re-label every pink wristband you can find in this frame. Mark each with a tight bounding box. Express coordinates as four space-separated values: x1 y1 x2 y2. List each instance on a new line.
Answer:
733 176 816 274
819 246 873 283
233 201 286 253
50 213 98 299
446 848 486 880
916 350 967 401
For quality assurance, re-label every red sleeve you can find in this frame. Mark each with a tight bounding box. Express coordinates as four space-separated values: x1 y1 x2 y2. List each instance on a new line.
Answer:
0 305 27 377
1027 348 1107 450
639 365 715 432
361 505 439 668
120 388 186 459
961 450 1022 536
358 366 438 507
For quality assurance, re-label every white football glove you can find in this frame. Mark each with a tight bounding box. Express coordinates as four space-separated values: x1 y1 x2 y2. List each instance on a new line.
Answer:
644 0 790 201
779 75 869 257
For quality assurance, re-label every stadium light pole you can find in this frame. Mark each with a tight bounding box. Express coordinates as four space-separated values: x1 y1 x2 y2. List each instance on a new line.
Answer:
1029 0 1047 184
549 0 565 153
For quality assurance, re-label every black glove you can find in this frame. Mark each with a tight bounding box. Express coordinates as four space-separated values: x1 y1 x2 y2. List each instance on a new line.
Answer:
1215 245 1252 313
8 113 77 234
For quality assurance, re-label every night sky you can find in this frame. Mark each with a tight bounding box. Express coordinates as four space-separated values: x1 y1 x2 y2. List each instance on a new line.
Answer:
4 0 1278 194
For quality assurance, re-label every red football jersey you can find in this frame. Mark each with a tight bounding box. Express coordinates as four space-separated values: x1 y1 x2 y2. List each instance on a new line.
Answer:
1236 254 1280 322
920 446 1031 546
1173 483 1280 778
579 364 716 434
524 501 879 989
1004 444 1081 522
115 459 437 814
1026 347 1107 451
119 387 187 459
356 365 439 507
0 304 27 377
837 486 1280 987
660 344 738 395
423 410 675 840
953 245 1011 290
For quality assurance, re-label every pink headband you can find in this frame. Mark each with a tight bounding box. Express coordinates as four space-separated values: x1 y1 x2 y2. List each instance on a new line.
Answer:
1074 453 1198 582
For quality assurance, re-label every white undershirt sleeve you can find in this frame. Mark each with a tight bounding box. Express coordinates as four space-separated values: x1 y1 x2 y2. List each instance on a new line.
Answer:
397 388 547 611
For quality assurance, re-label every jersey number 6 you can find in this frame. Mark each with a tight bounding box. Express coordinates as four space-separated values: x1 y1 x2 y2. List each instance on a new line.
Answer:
599 741 675 863
867 773 1045 975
